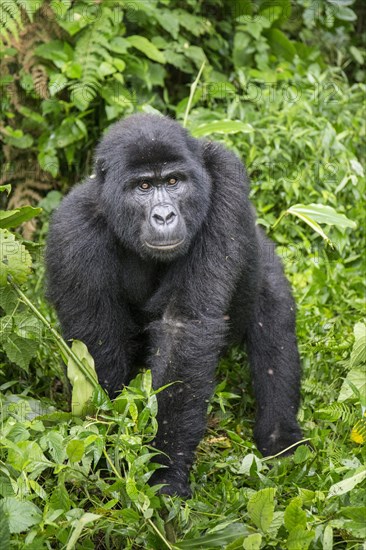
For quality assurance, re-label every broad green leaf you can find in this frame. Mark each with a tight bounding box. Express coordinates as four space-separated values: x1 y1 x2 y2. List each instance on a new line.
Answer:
328 0 357 4
277 203 356 244
175 10 207 36
66 512 101 550
335 6 357 21
125 475 139 502
337 506 366 537
267 511 285 538
287 204 356 229
159 10 180 38
338 366 366 402
243 533 262 550
284 497 307 531
3 127 33 149
127 35 166 64
0 498 42 534
147 393 158 417
175 524 249 548
184 45 206 68
0 286 18 313
0 206 42 229
0 510 10 549
7 423 29 442
142 369 152 394
322 525 333 550
100 81 136 108
42 431 67 463
236 453 262 474
0 230 32 285
38 147 59 177
17 106 45 125
340 506 366 522
266 29 296 61
3 394 55 421
287 527 314 550
350 323 366 368
109 36 130 54
67 340 99 416
54 117 87 148
2 312 41 339
328 467 366 498
2 333 38 371
29 479 47 500
66 439 85 462
38 190 63 213
49 485 71 513
191 120 253 138
34 40 72 66
7 440 52 477
293 444 313 464
260 6 285 23
92 385 112 410
350 158 364 177
350 46 364 64
247 488 276 533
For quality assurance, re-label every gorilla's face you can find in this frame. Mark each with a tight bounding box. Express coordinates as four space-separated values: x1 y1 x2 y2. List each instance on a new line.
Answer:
97 115 212 261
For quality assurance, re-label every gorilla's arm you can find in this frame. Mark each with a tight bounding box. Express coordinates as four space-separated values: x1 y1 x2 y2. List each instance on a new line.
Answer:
46 184 138 395
247 229 302 456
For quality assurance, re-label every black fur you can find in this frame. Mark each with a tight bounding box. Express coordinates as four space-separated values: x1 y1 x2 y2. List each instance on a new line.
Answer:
46 114 302 497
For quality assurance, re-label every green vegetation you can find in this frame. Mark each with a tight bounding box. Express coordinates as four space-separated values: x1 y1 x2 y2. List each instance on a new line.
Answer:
0 1 365 548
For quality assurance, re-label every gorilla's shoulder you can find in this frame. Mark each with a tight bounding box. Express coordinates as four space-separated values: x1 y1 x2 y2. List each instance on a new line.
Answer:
50 179 108 243
54 179 98 218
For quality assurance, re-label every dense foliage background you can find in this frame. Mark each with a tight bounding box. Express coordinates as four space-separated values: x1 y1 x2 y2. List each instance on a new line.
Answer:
0 0 365 548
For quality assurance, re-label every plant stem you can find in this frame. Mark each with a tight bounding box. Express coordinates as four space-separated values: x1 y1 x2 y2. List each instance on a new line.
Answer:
9 279 98 388
183 61 205 128
147 519 174 550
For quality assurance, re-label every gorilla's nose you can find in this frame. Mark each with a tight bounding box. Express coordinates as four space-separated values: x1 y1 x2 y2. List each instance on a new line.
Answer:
151 204 177 226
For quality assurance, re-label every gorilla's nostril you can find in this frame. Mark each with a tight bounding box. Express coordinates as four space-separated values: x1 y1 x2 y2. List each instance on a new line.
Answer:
166 211 176 223
153 213 165 224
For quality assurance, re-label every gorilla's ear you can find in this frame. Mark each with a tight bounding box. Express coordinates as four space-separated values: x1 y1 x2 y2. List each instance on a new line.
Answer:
94 157 106 182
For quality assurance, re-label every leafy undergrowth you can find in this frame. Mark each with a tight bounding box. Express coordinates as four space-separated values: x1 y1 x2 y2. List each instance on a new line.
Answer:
0 331 365 549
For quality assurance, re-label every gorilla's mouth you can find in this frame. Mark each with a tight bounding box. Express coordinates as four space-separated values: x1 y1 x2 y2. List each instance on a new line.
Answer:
145 239 185 251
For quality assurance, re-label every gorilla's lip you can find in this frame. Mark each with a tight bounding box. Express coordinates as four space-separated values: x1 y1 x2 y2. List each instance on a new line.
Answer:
145 239 185 251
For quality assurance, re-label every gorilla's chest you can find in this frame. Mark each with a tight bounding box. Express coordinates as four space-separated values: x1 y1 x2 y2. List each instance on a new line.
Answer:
118 254 166 307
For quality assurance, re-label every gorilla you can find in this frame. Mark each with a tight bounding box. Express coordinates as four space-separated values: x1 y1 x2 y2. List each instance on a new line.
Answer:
46 114 302 497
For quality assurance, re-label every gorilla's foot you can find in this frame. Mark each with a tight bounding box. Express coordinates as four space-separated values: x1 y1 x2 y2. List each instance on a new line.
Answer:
255 419 303 457
149 469 191 498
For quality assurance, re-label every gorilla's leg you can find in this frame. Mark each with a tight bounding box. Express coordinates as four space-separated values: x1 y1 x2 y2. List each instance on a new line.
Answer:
246 257 302 457
148 316 225 497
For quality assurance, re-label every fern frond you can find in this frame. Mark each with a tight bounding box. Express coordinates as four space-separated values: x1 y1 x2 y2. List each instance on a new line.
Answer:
315 402 357 425
70 5 121 110
0 0 44 42
302 379 326 397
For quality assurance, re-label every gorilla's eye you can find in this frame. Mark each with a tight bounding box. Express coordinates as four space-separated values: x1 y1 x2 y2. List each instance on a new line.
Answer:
167 177 178 185
139 181 151 190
